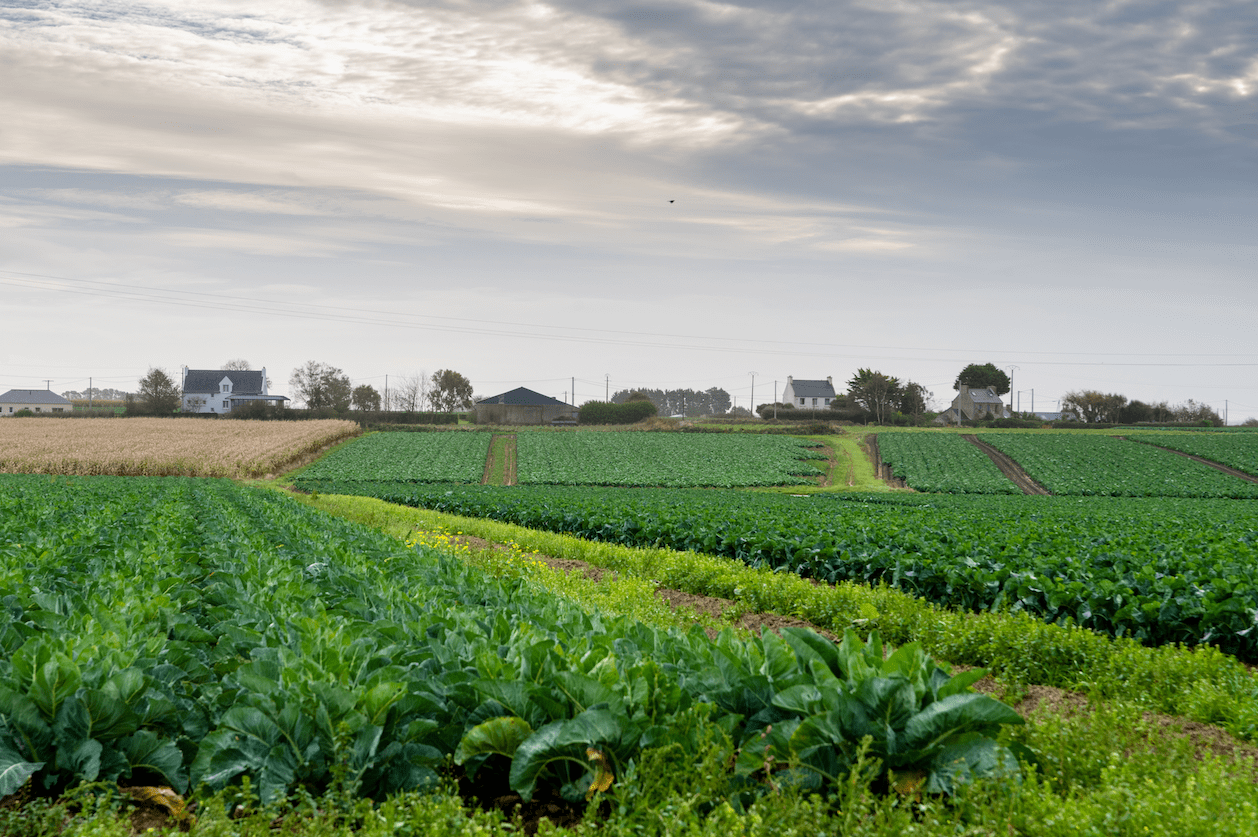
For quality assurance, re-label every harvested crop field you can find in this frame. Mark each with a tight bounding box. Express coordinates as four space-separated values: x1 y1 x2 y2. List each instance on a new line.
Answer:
0 417 359 477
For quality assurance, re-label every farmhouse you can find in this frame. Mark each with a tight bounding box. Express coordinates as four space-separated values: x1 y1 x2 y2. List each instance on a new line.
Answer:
781 376 836 409
474 387 576 425
936 385 1010 424
181 367 289 414
0 388 74 416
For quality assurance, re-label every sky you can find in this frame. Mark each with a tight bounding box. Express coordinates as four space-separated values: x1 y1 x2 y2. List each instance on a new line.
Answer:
1 0 1255 420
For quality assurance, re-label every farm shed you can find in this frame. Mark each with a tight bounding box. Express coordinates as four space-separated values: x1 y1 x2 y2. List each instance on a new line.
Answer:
181 367 290 414
781 376 836 409
0 388 74 416
936 385 1010 424
474 387 576 425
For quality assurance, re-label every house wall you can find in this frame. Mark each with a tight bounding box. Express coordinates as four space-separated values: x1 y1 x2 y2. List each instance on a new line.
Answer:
2 402 71 416
474 403 576 425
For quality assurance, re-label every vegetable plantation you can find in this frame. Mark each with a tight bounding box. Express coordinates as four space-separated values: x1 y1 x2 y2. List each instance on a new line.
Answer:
514 432 827 487
1125 431 1258 477
975 432 1258 498
875 432 1018 494
0 475 1024 810
300 481 1258 660
294 431 491 484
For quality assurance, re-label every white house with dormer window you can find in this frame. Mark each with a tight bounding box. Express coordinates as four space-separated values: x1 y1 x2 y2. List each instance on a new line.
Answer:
180 367 290 414
781 376 836 409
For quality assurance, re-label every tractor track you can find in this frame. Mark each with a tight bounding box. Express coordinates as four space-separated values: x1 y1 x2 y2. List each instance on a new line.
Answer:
963 435 1051 495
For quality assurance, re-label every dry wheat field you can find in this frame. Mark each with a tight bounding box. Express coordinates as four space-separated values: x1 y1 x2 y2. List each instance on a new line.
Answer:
0 417 360 477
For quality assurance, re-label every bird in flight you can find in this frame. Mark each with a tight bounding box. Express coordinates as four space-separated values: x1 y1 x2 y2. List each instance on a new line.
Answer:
669 200 674 203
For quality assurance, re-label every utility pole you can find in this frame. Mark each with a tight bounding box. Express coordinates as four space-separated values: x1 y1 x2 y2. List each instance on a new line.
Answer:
384 375 388 411
571 376 575 406
605 374 609 402
1005 366 1018 416
774 381 778 419
44 379 52 390
89 377 92 409
750 372 757 419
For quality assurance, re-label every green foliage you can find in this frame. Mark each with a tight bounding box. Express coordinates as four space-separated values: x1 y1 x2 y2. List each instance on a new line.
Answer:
1126 431 1258 477
129 367 180 416
429 370 474 413
978 432 1258 497
289 361 352 410
304 482 1258 660
876 432 1019 494
579 400 657 424
293 431 491 484
953 363 1010 396
514 432 826 487
0 475 1018 809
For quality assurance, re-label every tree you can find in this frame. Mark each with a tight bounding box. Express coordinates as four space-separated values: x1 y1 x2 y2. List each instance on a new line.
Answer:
846 368 902 424
136 367 181 415
351 384 382 412
390 371 428 412
223 359 251 370
899 382 931 423
1170 399 1223 426
429 369 474 412
1061 390 1127 423
289 361 351 409
1243 418 1258 427
954 363 1011 396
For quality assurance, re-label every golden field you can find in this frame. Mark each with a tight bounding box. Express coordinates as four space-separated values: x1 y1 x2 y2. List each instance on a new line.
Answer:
0 418 360 477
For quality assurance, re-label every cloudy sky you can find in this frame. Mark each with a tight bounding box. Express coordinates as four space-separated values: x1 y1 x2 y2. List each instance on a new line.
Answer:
2 0 1255 418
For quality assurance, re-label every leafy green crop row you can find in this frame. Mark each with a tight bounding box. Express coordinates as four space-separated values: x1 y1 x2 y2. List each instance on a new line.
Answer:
514 432 826 487
875 433 1018 494
1125 432 1258 477
293 431 491 484
975 433 1258 498
0 475 1020 806
300 481 1258 660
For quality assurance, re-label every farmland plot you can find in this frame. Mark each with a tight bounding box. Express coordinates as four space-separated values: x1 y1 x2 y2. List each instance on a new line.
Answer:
977 432 1258 498
1126 431 1258 477
0 417 357 477
313 481 1258 660
876 432 1018 494
0 475 1021 804
294 430 491 484
515 431 826 487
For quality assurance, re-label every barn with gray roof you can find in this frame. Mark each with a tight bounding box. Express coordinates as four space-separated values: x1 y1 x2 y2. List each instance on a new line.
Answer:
474 387 576 425
0 389 74 416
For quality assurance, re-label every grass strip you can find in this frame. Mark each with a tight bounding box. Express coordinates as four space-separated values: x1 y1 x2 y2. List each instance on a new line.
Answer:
302 492 1258 743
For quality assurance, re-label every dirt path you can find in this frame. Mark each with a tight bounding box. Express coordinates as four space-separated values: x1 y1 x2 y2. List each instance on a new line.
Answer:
963 434 1051 495
866 434 910 489
481 434 518 486
1121 436 1258 484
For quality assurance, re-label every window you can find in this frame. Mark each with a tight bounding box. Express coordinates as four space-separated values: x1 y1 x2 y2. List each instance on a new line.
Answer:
221 384 229 392
812 398 818 406
223 400 231 409
799 397 805 405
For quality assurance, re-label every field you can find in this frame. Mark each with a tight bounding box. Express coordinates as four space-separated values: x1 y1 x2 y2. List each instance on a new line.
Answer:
975 432 1258 498
514 431 826 487
0 417 358 477
5 423 1258 834
1125 431 1258 477
293 430 492 483
875 432 1018 494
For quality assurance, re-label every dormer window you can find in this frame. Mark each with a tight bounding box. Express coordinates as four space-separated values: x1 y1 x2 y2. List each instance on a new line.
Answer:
221 384 229 392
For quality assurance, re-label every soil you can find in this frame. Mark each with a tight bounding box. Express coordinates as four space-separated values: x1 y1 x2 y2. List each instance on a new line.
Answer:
1119 437 1258 484
963 434 1050 495
866 434 910 490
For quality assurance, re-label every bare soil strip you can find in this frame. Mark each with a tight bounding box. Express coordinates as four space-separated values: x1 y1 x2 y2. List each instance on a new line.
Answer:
963 434 1051 495
481 433 518 486
1120 436 1258 484
866 434 910 489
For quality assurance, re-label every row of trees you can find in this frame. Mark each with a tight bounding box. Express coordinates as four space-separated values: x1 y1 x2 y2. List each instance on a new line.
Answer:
609 387 732 417
288 362 475 412
1060 391 1224 425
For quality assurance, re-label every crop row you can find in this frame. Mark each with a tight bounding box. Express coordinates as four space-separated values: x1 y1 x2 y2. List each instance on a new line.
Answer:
974 433 1258 498
1125 432 1258 478
303 481 1258 660
0 418 359 477
294 431 491 483
875 433 1018 494
0 475 1020 804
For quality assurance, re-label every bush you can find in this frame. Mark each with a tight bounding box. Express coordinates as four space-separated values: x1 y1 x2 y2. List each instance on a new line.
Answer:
579 400 658 425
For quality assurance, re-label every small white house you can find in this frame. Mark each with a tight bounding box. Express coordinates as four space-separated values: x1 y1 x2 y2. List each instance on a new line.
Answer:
0 389 74 416
781 376 836 409
180 367 289 414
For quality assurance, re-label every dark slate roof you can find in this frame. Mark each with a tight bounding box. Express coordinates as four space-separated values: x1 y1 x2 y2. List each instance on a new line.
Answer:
790 379 836 398
967 387 1005 404
476 387 569 406
182 370 265 395
0 389 73 405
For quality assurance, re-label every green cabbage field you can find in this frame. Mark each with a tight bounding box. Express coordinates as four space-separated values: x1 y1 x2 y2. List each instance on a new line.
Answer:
0 475 1021 807
1125 431 1258 477
875 433 1018 494
298 480 1258 660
